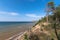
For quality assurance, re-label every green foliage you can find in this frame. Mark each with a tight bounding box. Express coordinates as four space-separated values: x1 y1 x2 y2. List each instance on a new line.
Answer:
24 33 29 40
48 2 55 10
32 1 60 40
55 5 60 22
47 1 60 40
57 33 60 40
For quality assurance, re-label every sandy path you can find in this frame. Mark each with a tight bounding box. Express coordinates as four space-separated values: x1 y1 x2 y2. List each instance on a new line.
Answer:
32 24 50 35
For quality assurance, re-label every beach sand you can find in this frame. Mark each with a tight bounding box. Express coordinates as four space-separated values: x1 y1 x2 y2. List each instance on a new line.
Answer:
0 28 27 40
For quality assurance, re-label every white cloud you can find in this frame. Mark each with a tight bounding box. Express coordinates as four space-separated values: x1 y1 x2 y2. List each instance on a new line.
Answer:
25 14 45 21
0 11 19 16
25 14 40 21
26 14 41 18
0 11 7 14
9 12 19 16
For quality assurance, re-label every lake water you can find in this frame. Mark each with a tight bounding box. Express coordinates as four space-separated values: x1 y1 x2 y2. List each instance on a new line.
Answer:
0 22 35 40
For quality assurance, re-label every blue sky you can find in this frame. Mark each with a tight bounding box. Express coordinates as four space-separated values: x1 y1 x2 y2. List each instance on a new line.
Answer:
0 0 60 21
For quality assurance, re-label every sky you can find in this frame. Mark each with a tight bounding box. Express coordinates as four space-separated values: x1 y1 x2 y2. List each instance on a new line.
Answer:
0 0 60 21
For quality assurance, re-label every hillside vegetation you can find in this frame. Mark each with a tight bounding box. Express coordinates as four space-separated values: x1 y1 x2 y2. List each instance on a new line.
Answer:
21 1 60 40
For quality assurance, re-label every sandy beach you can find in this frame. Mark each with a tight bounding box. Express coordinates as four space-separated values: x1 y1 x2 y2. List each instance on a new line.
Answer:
0 22 35 40
0 28 26 40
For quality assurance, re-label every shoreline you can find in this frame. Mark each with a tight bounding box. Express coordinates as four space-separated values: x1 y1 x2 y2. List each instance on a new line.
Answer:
0 23 35 40
6 32 24 40
6 24 40 40
6 31 28 40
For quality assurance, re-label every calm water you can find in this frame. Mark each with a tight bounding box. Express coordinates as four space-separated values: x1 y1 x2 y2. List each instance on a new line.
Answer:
0 22 35 40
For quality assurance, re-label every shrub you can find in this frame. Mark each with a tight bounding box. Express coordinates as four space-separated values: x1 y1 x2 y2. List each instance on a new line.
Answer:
24 33 29 40
29 34 39 40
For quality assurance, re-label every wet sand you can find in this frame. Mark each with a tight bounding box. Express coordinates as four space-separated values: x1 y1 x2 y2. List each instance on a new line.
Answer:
0 27 28 40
